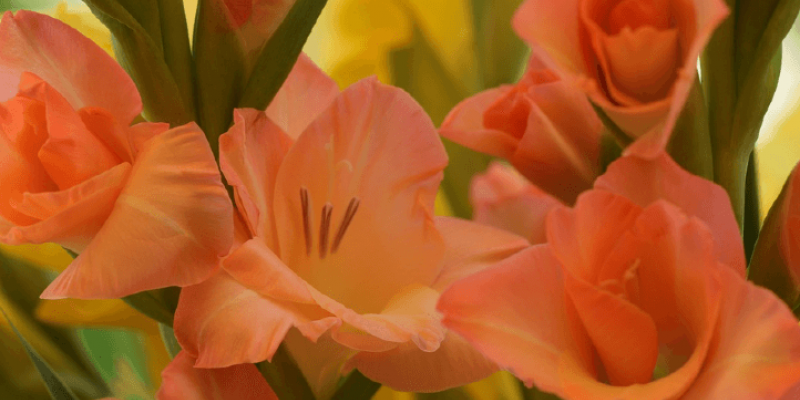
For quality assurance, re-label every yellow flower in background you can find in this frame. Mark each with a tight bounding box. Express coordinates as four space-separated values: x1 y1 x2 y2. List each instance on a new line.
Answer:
50 2 113 55
305 0 476 88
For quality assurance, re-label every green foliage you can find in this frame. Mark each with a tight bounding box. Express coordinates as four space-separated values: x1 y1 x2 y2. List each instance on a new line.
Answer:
122 287 180 327
331 370 380 400
82 0 195 125
1 307 80 400
256 345 315 400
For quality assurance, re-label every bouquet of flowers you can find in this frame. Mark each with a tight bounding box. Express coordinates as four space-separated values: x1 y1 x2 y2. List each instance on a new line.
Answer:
2 0 800 399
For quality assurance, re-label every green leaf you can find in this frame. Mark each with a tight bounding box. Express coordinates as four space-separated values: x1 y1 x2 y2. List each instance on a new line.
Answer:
666 77 714 180
193 0 248 155
331 370 380 400
744 151 761 263
256 345 315 400
1 307 80 400
589 103 632 148
390 25 489 219
238 0 329 110
470 0 528 88
82 0 195 125
159 323 182 359
121 286 180 327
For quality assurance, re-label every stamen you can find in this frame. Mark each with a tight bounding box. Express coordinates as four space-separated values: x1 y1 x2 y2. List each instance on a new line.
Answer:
331 197 360 253
319 203 333 258
300 187 312 256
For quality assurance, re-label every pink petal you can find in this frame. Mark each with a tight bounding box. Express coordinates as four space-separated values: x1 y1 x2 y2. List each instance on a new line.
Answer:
272 77 447 314
432 216 529 290
781 163 800 283
437 245 593 396
266 54 339 140
683 266 800 399
5 162 130 252
439 87 520 159
0 11 141 123
174 270 333 368
512 0 587 76
220 109 292 243
546 190 642 282
156 351 277 400
470 162 561 243
595 152 745 274
346 332 498 393
41 123 233 299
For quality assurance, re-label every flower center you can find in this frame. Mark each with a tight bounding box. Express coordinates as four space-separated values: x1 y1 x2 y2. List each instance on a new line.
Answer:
607 0 673 35
300 186 360 259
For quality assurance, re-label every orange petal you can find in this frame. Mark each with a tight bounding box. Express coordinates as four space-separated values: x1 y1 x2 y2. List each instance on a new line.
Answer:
41 123 233 299
469 162 561 243
781 163 800 282
27 78 122 190
512 0 587 76
266 54 339 140
346 332 498 393
432 216 529 291
595 152 745 274
546 190 642 282
684 266 800 399
273 77 447 314
439 87 521 159
174 270 333 368
4 162 130 252
438 245 592 396
156 351 277 400
0 11 141 123
220 109 292 242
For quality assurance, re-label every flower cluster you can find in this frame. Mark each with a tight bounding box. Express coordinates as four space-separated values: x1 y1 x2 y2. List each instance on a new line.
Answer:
2 0 800 399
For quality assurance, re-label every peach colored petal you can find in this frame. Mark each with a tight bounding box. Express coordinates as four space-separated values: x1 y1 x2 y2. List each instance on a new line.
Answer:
174 270 333 368
266 54 339 140
438 245 592 396
512 0 587 76
156 351 277 400
6 163 130 252
220 109 292 243
595 152 745 274
781 164 800 283
0 11 141 123
439 87 520 159
469 162 562 243
431 216 529 291
78 108 168 164
41 123 233 299
546 190 642 282
683 266 800 399
273 77 447 314
511 80 601 203
27 78 122 190
346 331 498 393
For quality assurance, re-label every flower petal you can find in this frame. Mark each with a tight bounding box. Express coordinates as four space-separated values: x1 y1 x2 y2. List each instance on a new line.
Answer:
595 152 745 274
439 87 520 159
220 109 292 242
273 77 447 314
41 123 233 299
346 331 498 393
432 216 529 291
0 11 141 123
174 270 333 368
469 162 561 243
266 54 339 140
438 245 592 396
156 351 277 400
512 0 587 76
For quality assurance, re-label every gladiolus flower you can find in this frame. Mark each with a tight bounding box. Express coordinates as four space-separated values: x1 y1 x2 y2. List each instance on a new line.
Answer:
174 55 528 397
441 55 602 204
439 152 800 399
0 11 233 299
513 0 729 150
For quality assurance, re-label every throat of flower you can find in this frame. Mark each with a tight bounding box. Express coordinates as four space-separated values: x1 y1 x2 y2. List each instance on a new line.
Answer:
300 186 360 259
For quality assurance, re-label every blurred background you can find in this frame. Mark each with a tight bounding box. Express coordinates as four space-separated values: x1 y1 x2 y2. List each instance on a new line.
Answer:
0 0 798 398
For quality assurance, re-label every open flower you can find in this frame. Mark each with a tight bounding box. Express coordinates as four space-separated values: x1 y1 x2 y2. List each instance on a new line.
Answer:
174 55 528 397
441 55 601 203
156 351 276 400
0 11 233 299
439 152 800 399
513 0 728 150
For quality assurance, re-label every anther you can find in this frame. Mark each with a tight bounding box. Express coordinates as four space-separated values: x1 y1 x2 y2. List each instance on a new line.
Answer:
319 203 333 258
331 197 360 253
300 187 312 256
